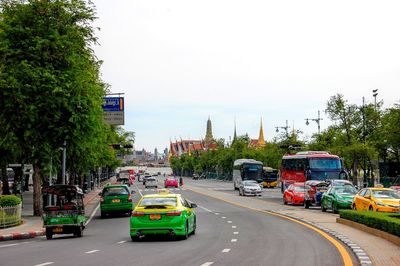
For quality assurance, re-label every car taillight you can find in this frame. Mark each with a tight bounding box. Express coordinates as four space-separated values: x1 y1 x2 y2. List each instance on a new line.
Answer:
166 211 182 216
100 196 104 203
128 194 132 202
132 211 145 217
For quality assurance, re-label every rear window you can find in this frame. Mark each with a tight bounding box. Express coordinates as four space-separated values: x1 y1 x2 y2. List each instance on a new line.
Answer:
139 197 177 207
294 186 311 192
103 187 129 196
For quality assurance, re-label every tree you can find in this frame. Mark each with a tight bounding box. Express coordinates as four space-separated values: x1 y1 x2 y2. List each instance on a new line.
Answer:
0 0 105 215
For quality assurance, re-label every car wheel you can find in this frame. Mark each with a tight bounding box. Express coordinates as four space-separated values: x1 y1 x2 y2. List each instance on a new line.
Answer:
304 200 310 209
181 221 189 240
369 205 373 211
45 228 53 240
321 202 327 212
101 212 106 219
283 196 287 205
352 204 357 211
131 235 139 242
191 218 196 235
75 225 83 237
333 203 338 214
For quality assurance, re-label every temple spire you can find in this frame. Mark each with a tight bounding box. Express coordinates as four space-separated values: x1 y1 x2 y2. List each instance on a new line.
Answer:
233 117 237 142
258 118 266 147
205 116 214 148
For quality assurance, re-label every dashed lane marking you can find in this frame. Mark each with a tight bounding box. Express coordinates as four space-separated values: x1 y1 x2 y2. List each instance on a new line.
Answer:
215 213 219 215
117 241 126 244
85 250 100 254
198 205 213 213
232 226 237 229
200 263 214 266
222 249 231 253
221 216 226 219
0 243 19 248
227 221 232 223
233 232 239 235
34 262 54 266
231 239 237 242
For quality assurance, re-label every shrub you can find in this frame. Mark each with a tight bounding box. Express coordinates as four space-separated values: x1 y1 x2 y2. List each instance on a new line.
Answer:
339 210 400 237
0 195 22 207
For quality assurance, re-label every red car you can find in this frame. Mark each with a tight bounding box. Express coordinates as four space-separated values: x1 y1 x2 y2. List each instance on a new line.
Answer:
164 177 179 188
283 182 312 205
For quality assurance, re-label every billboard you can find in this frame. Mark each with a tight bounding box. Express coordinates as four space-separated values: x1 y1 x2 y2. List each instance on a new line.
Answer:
102 97 124 125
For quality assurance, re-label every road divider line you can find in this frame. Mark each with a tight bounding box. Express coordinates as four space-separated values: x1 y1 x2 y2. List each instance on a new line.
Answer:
134 184 142 197
0 243 19 248
200 262 214 266
85 202 100 226
233 232 239 235
222 249 231 253
221 216 226 219
85 250 99 254
231 239 237 242
214 213 219 215
34 262 54 266
198 205 213 213
232 226 237 228
227 221 232 223
117 241 126 244
186 185 353 266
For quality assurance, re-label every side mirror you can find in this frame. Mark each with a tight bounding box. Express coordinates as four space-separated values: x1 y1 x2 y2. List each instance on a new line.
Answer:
98 192 102 196
364 195 371 199
190 203 197 208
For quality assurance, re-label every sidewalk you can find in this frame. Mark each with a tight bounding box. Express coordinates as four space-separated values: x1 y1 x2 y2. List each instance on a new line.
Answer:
0 181 110 241
185 182 400 266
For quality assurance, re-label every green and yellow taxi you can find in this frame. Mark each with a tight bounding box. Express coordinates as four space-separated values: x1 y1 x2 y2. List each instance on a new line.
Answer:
130 189 197 241
99 184 133 218
352 187 400 212
321 185 357 213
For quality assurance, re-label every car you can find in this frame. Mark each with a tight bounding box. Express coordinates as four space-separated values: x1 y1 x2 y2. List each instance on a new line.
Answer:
142 174 152 185
304 180 329 208
352 187 400 212
326 179 355 188
192 174 199 180
130 189 197 240
283 182 313 205
99 184 134 218
145 177 158 188
321 185 358 213
165 177 179 188
239 180 262 196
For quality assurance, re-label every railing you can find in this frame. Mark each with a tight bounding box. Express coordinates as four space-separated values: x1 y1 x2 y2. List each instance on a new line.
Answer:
0 204 22 228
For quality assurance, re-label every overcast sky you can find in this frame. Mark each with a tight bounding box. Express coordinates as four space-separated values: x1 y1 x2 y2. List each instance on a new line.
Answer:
93 0 400 152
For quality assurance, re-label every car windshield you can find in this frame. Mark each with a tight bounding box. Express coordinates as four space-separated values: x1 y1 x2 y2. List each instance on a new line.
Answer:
333 186 357 195
139 197 177 206
242 164 262 180
294 186 311 192
103 187 128 196
372 190 400 199
243 181 259 187
309 158 341 169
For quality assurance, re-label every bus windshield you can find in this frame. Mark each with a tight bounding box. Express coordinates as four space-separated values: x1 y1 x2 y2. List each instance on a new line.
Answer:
242 164 262 180
309 158 341 170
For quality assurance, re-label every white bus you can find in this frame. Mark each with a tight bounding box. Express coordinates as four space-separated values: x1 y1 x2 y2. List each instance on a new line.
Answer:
232 159 263 190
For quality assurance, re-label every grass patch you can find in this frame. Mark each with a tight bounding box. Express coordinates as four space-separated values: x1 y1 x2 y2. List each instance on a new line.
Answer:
339 210 400 237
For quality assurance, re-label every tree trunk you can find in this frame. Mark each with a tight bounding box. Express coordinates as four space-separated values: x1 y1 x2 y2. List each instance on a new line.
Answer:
352 159 358 185
33 163 42 216
1 164 10 195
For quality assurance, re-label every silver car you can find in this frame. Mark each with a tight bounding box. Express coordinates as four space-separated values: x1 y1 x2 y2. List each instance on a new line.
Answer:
239 180 262 196
145 177 158 188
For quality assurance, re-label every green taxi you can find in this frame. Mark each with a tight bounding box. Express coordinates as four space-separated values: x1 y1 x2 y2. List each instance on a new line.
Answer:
99 184 133 218
321 185 357 213
130 189 197 241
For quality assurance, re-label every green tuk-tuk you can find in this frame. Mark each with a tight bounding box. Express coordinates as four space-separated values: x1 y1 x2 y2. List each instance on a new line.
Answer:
42 185 86 239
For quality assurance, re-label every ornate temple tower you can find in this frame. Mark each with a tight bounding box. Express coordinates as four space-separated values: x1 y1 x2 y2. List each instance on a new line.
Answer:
205 117 214 149
257 118 266 147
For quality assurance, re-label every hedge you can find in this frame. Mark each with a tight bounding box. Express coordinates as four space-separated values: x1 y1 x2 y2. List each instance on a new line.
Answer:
339 210 400 237
0 195 22 207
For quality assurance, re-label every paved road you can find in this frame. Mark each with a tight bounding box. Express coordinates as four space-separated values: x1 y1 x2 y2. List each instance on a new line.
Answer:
0 176 352 266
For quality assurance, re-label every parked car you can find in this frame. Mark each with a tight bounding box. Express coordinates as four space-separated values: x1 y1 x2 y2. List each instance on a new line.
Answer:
164 177 179 188
352 187 400 212
283 183 313 205
321 185 358 213
304 180 329 208
145 177 158 188
326 179 355 188
239 180 262 196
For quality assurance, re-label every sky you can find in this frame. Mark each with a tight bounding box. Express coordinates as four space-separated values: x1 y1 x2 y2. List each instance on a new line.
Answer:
93 0 400 152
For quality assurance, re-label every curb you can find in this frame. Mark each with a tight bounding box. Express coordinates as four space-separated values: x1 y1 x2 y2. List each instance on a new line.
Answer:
0 230 44 241
337 217 400 246
267 210 373 266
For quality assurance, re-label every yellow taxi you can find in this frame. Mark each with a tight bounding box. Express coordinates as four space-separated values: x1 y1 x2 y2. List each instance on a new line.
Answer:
130 189 197 241
352 187 400 212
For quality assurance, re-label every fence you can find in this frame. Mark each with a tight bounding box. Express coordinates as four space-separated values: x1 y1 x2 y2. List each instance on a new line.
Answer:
0 204 22 228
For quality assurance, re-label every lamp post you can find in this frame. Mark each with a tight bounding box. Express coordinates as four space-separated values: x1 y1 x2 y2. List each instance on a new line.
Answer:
275 120 290 137
305 110 323 134
372 89 378 111
62 141 67 185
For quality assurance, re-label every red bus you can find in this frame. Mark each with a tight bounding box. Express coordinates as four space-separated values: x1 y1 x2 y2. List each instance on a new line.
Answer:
280 151 347 192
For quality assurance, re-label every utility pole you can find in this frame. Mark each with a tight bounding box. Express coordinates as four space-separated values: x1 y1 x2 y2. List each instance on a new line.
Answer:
62 141 67 185
372 89 378 111
275 120 290 137
305 110 323 134
362 97 367 187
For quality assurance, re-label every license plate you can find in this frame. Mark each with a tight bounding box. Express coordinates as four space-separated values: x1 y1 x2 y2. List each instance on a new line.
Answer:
112 199 120 203
149 214 161 220
53 227 63 233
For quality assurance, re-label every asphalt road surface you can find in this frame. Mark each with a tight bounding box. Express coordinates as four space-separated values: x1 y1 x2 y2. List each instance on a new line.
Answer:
0 177 353 266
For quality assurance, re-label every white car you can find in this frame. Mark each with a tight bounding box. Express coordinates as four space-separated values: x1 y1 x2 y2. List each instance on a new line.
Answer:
145 177 158 188
239 180 262 196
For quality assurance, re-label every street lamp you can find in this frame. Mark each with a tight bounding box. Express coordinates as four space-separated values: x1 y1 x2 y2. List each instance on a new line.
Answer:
305 110 323 134
275 120 290 137
372 89 378 111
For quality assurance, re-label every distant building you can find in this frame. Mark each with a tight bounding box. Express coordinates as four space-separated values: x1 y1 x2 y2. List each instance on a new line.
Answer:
249 118 266 148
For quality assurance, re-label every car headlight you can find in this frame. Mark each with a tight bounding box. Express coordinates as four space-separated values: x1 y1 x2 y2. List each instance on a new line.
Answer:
376 201 388 207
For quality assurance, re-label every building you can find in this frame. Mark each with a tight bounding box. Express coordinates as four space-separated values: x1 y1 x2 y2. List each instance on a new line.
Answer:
249 118 266 148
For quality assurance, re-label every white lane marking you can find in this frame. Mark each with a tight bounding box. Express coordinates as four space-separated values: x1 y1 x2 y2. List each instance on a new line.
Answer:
231 239 237 242
227 221 232 223
134 184 142 197
34 262 54 266
233 231 239 235
85 202 100 226
117 241 126 244
232 225 237 229
215 213 219 215
222 249 231 253
0 243 19 248
221 216 226 219
85 250 99 254
198 205 213 212
200 263 214 266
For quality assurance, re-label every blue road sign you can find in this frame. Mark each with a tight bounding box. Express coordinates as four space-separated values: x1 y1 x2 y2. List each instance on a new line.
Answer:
102 97 124 111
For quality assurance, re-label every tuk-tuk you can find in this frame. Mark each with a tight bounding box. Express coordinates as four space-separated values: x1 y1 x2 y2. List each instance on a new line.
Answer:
42 185 86 239
262 167 279 188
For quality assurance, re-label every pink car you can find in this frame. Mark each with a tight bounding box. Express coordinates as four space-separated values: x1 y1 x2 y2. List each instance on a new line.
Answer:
164 177 179 188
